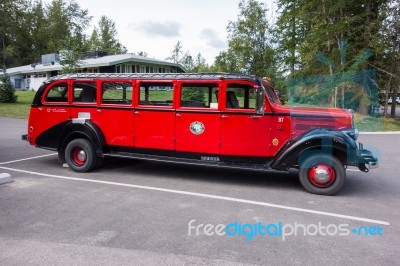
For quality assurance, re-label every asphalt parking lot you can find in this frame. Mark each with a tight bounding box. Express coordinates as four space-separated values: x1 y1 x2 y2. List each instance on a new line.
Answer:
0 117 399 265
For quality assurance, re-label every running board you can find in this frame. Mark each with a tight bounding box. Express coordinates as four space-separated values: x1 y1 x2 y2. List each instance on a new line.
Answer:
102 151 278 172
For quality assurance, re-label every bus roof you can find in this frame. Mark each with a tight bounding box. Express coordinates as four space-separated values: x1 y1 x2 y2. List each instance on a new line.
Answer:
46 72 262 85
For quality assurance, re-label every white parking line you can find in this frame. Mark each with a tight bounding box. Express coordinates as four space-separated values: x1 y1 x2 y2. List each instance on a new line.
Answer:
0 165 390 226
0 153 57 165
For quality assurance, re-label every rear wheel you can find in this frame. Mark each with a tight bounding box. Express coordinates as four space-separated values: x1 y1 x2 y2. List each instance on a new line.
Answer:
299 154 345 195
65 138 97 172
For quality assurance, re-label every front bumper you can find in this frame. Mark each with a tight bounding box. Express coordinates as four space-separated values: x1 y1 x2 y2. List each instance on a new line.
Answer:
357 143 378 172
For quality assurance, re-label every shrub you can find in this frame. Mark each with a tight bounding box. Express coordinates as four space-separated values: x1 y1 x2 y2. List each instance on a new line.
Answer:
0 74 18 103
182 87 205 102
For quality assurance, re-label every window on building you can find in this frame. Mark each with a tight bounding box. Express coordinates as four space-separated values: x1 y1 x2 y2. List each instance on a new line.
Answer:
125 65 132 73
101 82 132 105
73 82 97 103
180 84 219 108
226 84 256 109
45 84 68 102
87 68 98 73
14 79 22 89
139 82 173 106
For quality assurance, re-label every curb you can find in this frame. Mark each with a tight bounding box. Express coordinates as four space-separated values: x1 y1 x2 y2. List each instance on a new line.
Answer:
359 131 400 135
0 173 12 185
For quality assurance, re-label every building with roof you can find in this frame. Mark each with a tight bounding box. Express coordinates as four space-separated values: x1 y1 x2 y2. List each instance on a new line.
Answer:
5 52 186 91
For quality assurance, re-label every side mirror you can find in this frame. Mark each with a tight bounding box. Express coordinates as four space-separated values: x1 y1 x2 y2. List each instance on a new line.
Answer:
255 87 265 114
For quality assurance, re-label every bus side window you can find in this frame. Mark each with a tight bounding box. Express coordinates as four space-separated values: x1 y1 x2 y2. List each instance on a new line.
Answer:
139 82 173 106
180 84 219 108
226 84 256 109
74 82 97 103
102 82 132 105
44 84 68 103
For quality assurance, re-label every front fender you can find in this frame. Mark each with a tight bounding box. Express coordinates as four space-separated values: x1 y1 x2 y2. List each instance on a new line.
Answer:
270 128 358 170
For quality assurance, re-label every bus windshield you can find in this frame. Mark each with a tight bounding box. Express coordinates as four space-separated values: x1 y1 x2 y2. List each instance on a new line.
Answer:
262 80 281 105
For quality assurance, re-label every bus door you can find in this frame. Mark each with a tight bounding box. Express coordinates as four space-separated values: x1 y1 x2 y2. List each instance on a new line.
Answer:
219 82 271 158
133 81 175 152
175 82 221 156
95 80 135 147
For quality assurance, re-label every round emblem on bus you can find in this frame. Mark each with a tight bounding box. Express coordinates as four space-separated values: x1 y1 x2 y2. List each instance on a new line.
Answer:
272 138 279 146
190 121 205 135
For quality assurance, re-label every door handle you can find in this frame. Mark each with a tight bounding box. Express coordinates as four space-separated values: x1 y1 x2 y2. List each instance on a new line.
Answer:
134 111 140 115
97 109 101 113
250 115 261 119
176 113 182 117
221 115 229 119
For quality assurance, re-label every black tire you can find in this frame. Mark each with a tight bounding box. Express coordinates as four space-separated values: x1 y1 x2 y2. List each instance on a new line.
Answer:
96 156 105 168
65 138 98 172
299 154 346 195
57 151 66 164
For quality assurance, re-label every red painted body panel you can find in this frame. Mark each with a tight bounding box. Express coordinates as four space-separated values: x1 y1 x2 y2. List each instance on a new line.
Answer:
270 104 352 140
94 108 134 147
27 80 71 145
220 114 270 157
269 114 292 156
28 106 70 145
134 109 175 150
175 111 220 154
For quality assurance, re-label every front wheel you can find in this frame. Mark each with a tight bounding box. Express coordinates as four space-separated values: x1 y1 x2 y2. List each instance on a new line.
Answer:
65 138 98 172
299 154 345 195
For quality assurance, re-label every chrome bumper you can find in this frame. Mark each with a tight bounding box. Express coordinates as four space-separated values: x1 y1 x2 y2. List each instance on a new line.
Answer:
367 161 379 170
357 143 378 172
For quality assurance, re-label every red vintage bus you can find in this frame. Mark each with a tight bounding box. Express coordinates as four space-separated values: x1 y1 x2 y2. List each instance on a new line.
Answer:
23 73 378 195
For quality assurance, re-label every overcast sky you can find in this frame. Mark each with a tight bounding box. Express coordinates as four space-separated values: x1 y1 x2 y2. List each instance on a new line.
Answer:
49 0 277 64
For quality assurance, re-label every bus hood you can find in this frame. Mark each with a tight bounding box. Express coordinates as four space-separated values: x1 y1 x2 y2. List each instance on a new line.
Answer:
272 105 354 139
290 106 353 138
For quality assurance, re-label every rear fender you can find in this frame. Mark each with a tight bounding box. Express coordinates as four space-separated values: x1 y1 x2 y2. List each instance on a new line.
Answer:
59 120 107 157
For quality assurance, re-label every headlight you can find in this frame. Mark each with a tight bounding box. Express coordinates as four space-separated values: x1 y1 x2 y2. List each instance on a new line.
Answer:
343 128 358 141
347 109 355 128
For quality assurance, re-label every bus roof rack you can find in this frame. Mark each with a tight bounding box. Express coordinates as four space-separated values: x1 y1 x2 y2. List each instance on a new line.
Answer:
46 72 261 84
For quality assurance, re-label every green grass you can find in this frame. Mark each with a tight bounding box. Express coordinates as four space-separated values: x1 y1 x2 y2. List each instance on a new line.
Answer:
140 90 173 102
355 113 400 132
0 91 35 119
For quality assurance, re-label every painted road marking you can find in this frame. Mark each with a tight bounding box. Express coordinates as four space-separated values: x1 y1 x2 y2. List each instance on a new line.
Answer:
0 165 390 226
0 153 57 165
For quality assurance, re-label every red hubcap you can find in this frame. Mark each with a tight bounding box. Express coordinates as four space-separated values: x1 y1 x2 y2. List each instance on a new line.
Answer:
72 147 86 166
308 163 335 188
